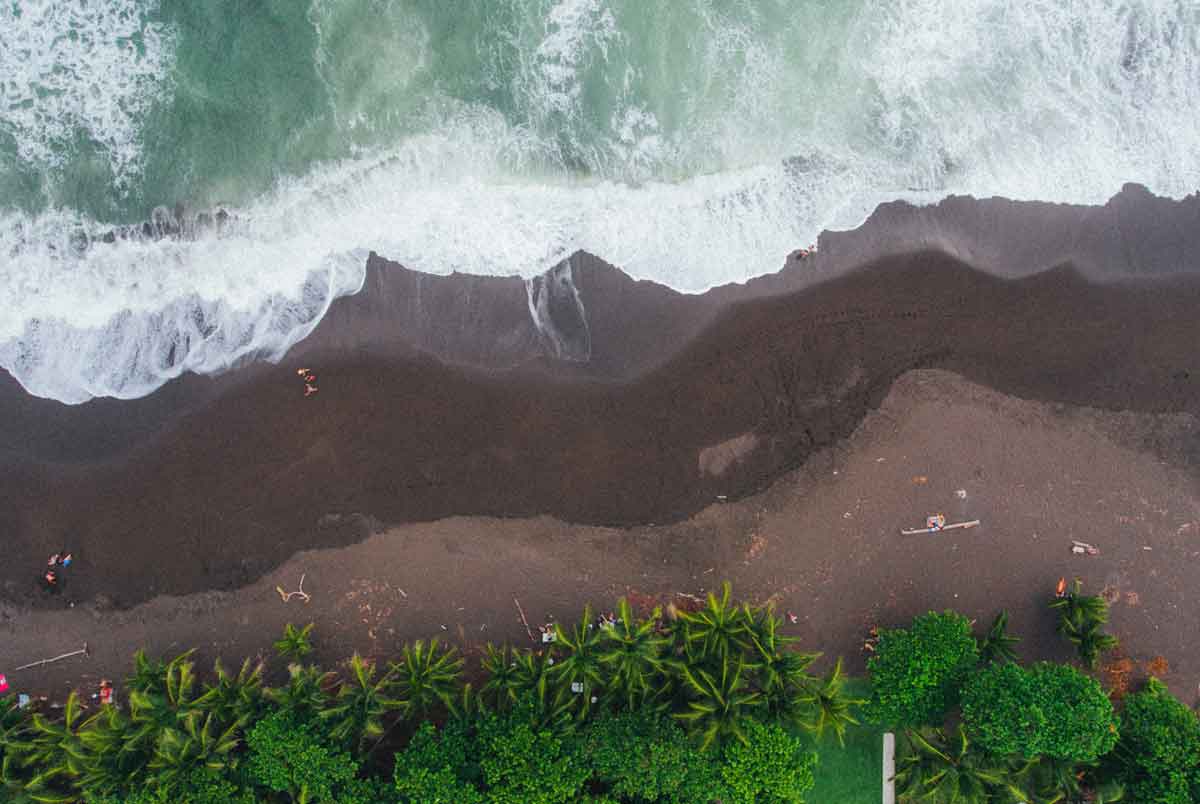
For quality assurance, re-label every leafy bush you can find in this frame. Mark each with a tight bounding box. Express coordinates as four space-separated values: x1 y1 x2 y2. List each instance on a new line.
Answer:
866 611 979 728
962 662 1117 761
474 706 590 804
245 710 362 802
581 710 726 803
719 719 817 804
393 720 484 804
1112 678 1200 804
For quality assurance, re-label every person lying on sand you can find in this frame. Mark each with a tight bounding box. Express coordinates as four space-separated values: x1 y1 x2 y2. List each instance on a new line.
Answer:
304 383 319 397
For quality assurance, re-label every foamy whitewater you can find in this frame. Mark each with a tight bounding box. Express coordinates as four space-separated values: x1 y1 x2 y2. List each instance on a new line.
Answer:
1 0 1198 403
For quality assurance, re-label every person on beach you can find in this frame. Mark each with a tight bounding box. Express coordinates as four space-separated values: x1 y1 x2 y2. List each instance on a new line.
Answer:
43 568 59 592
304 383 319 397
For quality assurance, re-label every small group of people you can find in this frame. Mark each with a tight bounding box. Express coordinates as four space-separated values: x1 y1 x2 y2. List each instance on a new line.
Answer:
796 243 818 260
296 367 319 397
43 550 73 592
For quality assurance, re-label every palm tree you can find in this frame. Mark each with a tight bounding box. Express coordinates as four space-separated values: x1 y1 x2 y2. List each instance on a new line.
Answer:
126 649 176 696
893 726 1020 804
318 654 403 752
510 648 574 731
674 655 761 751
267 663 334 724
1051 581 1117 668
599 598 669 712
274 623 315 663
679 582 751 666
1066 620 1120 670
194 657 265 730
978 611 1020 665
146 711 240 793
1050 580 1109 633
76 704 150 799
128 651 202 758
390 639 464 721
479 643 522 713
551 606 607 721
3 691 89 803
747 607 818 718
797 658 863 747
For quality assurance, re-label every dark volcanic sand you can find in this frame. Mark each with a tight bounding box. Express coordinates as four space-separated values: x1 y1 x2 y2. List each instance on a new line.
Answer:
1 185 1199 700
4 371 1199 703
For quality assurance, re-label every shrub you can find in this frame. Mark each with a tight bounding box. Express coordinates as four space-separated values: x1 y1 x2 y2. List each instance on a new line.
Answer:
474 708 589 804
866 611 979 728
962 662 1117 761
719 719 818 804
1113 678 1200 804
581 710 726 803
245 710 362 802
393 720 484 804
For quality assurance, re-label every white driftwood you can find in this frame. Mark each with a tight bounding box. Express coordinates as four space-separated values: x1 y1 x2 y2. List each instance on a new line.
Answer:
900 519 981 536
15 643 89 672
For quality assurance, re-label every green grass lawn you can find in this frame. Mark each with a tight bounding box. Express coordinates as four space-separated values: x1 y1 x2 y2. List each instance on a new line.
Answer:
798 679 884 804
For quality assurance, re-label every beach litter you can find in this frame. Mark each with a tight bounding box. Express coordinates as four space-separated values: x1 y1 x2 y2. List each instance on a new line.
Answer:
899 514 980 535
1070 540 1100 556
15 643 89 672
276 573 310 603
513 597 534 642
955 489 968 499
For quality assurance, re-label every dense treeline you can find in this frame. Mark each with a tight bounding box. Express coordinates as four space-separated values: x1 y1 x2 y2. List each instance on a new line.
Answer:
0 581 1197 803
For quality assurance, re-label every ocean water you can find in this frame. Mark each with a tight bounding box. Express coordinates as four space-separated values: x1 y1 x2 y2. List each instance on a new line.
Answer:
0 0 1197 403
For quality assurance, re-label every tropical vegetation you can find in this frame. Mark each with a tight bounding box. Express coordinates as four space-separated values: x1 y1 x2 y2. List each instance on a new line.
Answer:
0 583 851 803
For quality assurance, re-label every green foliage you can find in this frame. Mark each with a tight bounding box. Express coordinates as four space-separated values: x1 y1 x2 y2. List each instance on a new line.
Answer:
274 622 315 663
719 719 817 804
866 611 979 729
475 707 589 804
679 582 751 665
85 768 257 804
674 655 761 751
599 598 669 712
1112 677 1200 804
390 639 464 722
580 710 725 803
393 720 484 804
962 661 1117 762
318 654 402 752
551 606 607 721
1050 580 1118 669
798 657 863 748
245 709 362 802
893 725 1019 804
977 610 1020 665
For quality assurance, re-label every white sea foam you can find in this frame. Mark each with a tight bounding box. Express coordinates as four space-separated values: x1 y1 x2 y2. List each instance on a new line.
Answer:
0 0 174 188
0 0 1197 404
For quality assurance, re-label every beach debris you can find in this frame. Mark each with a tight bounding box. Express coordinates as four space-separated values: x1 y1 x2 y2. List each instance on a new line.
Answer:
862 626 880 653
675 592 704 604
1142 546 1152 551
276 573 311 603
513 597 534 642
15 643 89 672
899 514 981 535
1070 540 1100 556
716 495 727 502
786 611 799 624
1055 577 1068 598
954 489 968 499
912 475 928 485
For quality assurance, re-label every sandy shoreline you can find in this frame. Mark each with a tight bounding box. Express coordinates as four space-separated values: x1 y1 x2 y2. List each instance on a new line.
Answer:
2 185 1198 701
4 370 1198 702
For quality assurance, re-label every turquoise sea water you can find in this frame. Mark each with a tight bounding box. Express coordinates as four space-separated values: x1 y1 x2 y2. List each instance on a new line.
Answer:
1 0 1197 402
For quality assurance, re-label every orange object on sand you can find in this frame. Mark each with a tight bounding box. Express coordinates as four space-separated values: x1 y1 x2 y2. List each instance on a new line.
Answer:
1055 577 1067 597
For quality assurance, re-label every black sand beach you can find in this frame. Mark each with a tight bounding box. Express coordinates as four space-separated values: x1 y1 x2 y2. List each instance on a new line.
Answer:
2 186 1198 700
